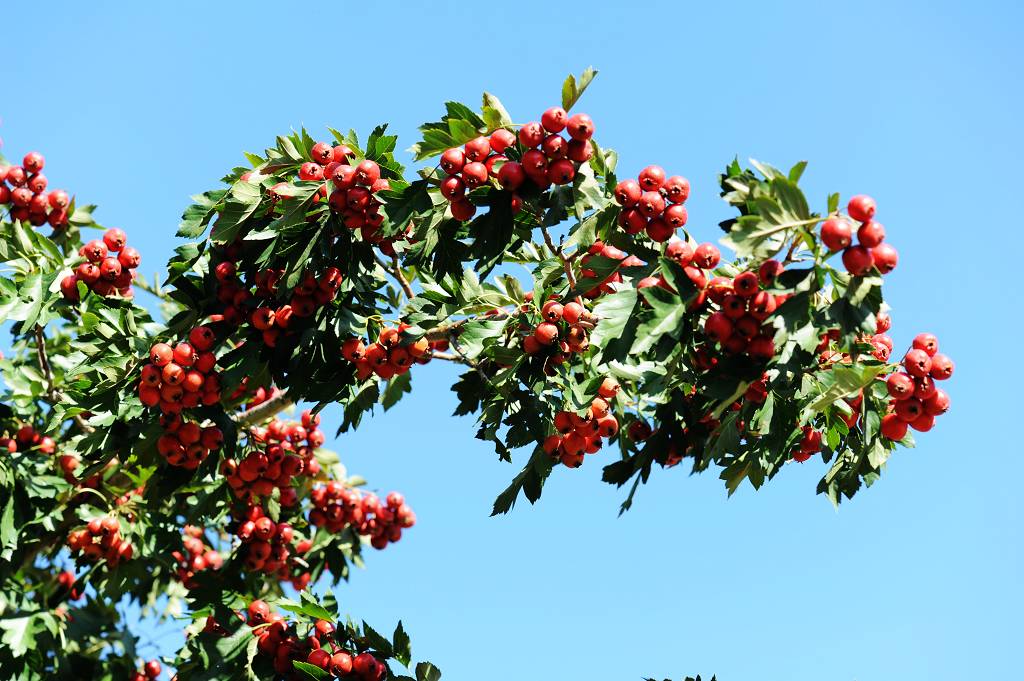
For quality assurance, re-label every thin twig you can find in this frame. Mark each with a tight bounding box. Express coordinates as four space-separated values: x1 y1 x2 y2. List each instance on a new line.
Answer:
449 336 490 383
540 224 577 288
429 350 463 362
372 252 414 300
424 312 509 341
34 326 56 399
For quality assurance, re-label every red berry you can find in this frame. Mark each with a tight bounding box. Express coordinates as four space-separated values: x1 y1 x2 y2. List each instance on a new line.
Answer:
638 166 666 191
118 246 141 269
871 243 898 274
461 162 488 188
880 413 908 440
23 152 44 173
842 246 874 276
903 349 932 378
189 326 216 352
534 322 559 345
355 160 381 186
489 128 516 154
450 200 475 221
692 243 720 269
614 179 642 206
566 113 594 140
547 159 576 185
886 372 915 400
518 122 545 148
102 227 127 251
460 136 489 163
144 660 161 678
663 175 690 203
541 133 567 160
928 353 954 380
857 220 886 247
923 389 950 416
99 257 122 281
704 312 733 343
541 106 568 133
497 162 525 190
911 333 939 356
847 194 877 223
820 218 852 251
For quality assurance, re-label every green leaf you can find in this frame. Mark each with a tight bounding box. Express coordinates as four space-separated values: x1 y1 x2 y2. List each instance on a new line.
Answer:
416 661 443 681
0 616 35 658
382 371 412 411
561 67 598 111
392 621 412 667
590 288 638 349
632 286 687 354
293 661 331 680
481 92 513 130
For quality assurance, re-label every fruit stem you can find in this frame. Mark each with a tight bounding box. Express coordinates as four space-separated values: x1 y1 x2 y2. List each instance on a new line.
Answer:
540 224 577 288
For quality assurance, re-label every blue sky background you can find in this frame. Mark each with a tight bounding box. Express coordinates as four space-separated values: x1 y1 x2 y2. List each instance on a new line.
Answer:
3 1 1022 679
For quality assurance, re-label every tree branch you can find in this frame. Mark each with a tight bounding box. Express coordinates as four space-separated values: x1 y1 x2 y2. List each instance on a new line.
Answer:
372 252 414 300
540 225 577 288
233 391 293 427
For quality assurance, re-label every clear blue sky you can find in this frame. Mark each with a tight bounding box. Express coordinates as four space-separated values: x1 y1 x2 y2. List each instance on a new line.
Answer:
3 2 1022 679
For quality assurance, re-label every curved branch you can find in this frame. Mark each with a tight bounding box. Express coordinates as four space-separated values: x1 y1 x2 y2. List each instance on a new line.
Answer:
233 391 293 427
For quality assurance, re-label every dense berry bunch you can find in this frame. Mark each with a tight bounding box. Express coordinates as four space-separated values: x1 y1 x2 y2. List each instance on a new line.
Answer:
0 423 56 455
341 326 431 380
820 194 899 276
233 506 310 587
613 164 691 242
699 257 788 360
60 227 142 300
521 295 598 367
246 601 386 679
155 415 223 469
881 333 954 440
309 484 415 550
66 516 133 566
438 106 595 220
208 241 345 348
221 412 324 503
0 151 70 228
544 378 620 467
138 327 220 414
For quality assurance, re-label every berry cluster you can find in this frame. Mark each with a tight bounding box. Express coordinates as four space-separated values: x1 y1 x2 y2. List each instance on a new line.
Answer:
155 415 223 469
138 328 220 414
579 241 645 299
247 601 386 680
0 424 55 455
637 239 722 311
234 506 310 587
60 228 142 300
222 412 324 503
0 151 70 228
522 296 597 366
171 525 222 588
309 485 415 550
613 165 691 242
700 257 788 360
211 243 344 348
881 333 954 439
820 194 899 276
128 660 162 681
791 426 825 462
439 106 595 220
341 326 431 381
543 378 620 468
66 516 133 566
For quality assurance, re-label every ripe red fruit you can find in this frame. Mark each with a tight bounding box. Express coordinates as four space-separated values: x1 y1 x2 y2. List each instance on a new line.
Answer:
49 190 69 210
894 397 924 423
820 217 852 251
910 413 935 432
439 148 465 175
299 162 323 181
638 165 666 191
912 333 939 356
547 159 576 185
876 312 892 333
541 133 567 160
355 160 381 186
102 227 127 251
331 652 354 676
871 243 899 273
847 194 877 223
562 302 584 324
880 413 908 440
83 240 108 263
663 175 690 203
886 372 915 400
758 259 784 284
541 300 563 321
614 179 642 206
150 343 173 367
497 162 525 190
567 139 593 163
692 243 721 269
23 152 44 173
27 173 47 194
663 204 688 228
189 326 216 352
842 245 874 276
464 136 491 162
535 322 559 345
598 377 620 399
541 106 568 133
929 353 954 380
732 271 759 298
461 162 488 188
144 660 161 678
99 257 122 281
903 349 932 378
857 220 886 247
489 128 516 154
518 122 545 148
704 312 733 343
450 199 475 221
353 653 378 678
60 275 80 301
923 389 950 415
646 218 673 242
566 113 594 140
173 343 195 367
638 191 666 218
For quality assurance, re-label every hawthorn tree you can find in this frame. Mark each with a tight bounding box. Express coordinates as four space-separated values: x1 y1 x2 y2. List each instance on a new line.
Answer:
0 69 954 680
